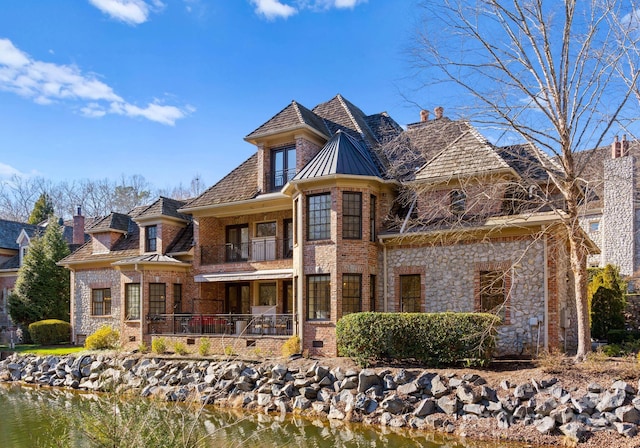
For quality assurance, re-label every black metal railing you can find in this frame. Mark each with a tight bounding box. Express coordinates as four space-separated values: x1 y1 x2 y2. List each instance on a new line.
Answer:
270 168 297 191
147 313 295 337
200 238 293 265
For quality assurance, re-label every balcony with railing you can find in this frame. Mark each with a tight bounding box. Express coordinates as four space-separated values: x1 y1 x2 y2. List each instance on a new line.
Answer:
147 313 295 337
269 168 297 192
200 237 293 265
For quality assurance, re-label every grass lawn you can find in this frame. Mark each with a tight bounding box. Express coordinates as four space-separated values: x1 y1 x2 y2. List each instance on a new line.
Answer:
0 344 86 356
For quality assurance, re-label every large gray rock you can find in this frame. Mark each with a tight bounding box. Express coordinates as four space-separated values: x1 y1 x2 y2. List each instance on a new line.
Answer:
357 369 381 393
456 384 480 404
596 388 627 412
614 422 638 437
534 416 556 434
437 396 458 415
534 397 557 416
559 422 586 441
616 405 640 424
514 383 535 400
430 375 449 398
381 394 405 414
396 381 418 396
414 398 436 417
462 403 486 415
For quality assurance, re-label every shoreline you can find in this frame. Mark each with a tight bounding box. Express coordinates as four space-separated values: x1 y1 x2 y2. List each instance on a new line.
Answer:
2 352 640 447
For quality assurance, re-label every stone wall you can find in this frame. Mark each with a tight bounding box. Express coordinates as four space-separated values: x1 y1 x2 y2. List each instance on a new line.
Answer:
72 268 122 344
603 156 635 276
385 237 547 356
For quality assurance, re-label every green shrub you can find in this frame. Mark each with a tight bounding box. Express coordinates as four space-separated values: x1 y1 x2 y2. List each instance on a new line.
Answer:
601 344 622 357
84 325 120 350
588 265 626 340
28 319 71 345
198 339 210 356
152 337 167 354
607 329 640 344
137 342 149 353
336 312 499 366
173 341 188 355
281 335 301 358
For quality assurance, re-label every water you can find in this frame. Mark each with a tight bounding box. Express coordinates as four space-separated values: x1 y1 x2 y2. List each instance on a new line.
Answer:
0 384 519 448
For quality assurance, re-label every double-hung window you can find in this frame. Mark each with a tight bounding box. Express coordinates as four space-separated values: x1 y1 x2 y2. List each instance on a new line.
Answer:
307 274 330 320
125 283 140 320
307 193 331 241
91 288 111 316
342 192 362 239
146 225 157 252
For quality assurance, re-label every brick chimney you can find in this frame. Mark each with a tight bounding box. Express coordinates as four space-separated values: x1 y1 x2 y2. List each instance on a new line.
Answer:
612 134 630 159
434 106 444 120
73 206 85 245
420 109 429 122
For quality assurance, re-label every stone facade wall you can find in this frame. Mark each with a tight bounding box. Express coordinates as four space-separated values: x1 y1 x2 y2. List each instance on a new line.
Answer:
0 275 16 328
579 212 603 268
385 237 547 356
72 268 122 344
603 156 635 276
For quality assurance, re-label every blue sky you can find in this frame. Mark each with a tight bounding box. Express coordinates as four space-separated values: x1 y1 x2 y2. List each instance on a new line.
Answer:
0 0 431 192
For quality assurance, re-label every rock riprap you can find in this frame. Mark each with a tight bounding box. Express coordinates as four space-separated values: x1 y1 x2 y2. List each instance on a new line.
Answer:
2 354 640 441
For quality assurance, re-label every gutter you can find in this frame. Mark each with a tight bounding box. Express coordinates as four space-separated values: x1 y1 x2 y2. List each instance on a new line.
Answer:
380 237 388 312
135 263 144 345
543 231 549 352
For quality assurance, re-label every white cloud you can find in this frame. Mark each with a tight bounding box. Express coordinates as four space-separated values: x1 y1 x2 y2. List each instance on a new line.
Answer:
88 0 165 25
0 162 24 179
251 0 297 20
0 38 191 126
250 0 366 19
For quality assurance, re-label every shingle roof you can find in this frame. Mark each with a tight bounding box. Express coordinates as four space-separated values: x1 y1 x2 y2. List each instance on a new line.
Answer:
167 222 193 254
0 219 41 250
496 143 557 181
294 131 382 180
135 196 189 221
58 221 140 265
416 129 511 180
87 213 131 233
182 154 260 209
0 254 19 270
312 94 380 148
245 101 329 140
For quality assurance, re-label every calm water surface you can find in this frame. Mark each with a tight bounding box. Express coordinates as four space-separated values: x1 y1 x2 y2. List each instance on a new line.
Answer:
0 384 522 448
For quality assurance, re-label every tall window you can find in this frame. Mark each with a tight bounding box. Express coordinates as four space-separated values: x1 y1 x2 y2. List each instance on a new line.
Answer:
259 283 277 306
226 224 249 262
479 270 506 319
125 283 140 320
400 274 421 313
307 193 331 241
450 190 466 215
146 225 157 252
307 274 330 320
272 146 296 190
342 192 362 239
173 283 182 313
91 288 111 316
342 274 361 316
284 218 293 258
370 274 376 312
370 195 376 242
149 283 166 315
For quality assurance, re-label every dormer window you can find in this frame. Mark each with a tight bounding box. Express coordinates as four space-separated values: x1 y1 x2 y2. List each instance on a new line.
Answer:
146 225 157 252
272 146 296 191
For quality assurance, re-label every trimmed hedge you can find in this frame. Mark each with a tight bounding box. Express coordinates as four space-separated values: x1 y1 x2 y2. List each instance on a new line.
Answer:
85 325 120 350
28 319 71 345
336 312 499 366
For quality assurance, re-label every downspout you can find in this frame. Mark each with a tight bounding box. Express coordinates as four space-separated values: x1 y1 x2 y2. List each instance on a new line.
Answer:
135 263 145 345
543 230 549 352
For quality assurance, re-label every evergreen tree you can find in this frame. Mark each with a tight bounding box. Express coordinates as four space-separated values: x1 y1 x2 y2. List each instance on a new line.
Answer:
28 192 55 224
588 264 626 340
8 219 70 327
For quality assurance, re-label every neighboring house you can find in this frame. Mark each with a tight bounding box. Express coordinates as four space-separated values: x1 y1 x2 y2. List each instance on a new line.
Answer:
0 209 88 329
64 94 624 356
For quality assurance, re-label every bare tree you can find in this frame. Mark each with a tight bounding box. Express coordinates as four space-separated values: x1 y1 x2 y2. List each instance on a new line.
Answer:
412 0 640 359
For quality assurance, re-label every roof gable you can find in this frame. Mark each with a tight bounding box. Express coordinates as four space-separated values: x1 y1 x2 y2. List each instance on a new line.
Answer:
245 101 329 141
135 196 189 222
87 212 131 233
415 129 511 181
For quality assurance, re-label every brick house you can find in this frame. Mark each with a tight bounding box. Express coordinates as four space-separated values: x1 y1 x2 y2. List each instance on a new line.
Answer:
62 94 601 356
0 212 89 330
